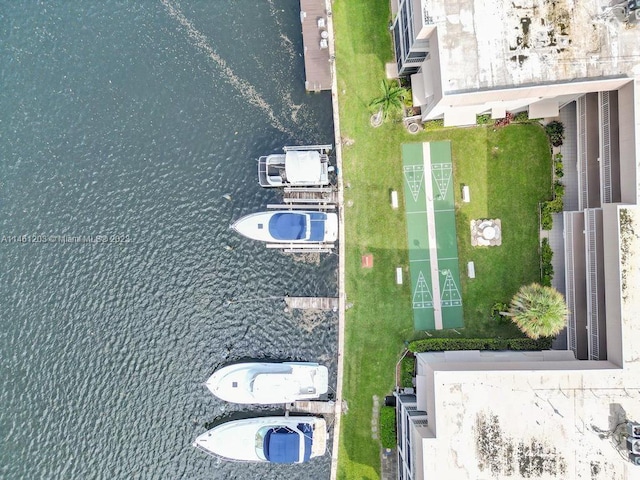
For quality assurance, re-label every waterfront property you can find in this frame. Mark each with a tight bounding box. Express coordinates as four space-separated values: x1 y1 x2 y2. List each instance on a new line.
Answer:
388 0 640 478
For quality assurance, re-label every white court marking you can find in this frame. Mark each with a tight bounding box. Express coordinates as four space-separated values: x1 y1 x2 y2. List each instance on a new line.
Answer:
423 143 443 329
412 271 433 308
403 164 424 203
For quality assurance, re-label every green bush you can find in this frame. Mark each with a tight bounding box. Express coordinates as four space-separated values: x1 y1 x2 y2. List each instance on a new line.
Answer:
541 204 554 230
541 238 554 286
555 162 564 178
491 301 509 324
379 406 397 449
545 121 565 147
408 337 554 353
476 114 492 125
400 355 415 388
423 118 445 131
512 111 530 123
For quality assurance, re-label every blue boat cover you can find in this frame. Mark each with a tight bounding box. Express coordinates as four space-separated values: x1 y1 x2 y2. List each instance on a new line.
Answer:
269 212 328 242
263 428 300 463
308 213 326 242
269 213 307 241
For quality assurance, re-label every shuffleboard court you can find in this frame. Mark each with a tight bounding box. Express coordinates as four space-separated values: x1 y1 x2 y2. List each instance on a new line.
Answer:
402 142 464 330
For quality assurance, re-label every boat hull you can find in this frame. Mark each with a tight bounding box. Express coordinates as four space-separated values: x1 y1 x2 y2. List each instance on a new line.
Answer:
193 416 327 463
206 361 329 404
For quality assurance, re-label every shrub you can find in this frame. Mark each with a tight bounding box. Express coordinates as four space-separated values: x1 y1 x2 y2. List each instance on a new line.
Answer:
555 162 564 178
541 204 553 230
423 118 445 131
400 355 415 388
545 120 565 147
541 238 554 286
491 301 510 324
513 111 530 123
379 406 397 449
476 114 492 125
494 112 514 127
408 337 554 353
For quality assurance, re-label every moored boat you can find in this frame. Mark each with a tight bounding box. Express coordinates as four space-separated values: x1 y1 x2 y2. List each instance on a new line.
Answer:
231 210 338 244
258 145 333 187
193 416 327 463
206 361 329 404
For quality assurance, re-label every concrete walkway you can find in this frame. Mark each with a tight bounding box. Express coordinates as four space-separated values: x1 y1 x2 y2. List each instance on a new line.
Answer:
324 1 346 479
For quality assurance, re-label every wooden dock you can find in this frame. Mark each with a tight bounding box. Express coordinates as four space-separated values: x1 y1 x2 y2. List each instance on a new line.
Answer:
285 296 339 311
288 400 341 415
300 0 332 92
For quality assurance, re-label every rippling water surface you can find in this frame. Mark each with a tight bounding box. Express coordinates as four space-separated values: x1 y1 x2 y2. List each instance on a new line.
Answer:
0 2 337 479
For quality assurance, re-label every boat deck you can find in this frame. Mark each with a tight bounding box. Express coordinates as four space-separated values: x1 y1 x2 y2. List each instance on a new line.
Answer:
300 0 332 92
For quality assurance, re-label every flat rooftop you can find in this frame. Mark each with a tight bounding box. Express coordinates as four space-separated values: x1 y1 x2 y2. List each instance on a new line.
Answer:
416 207 640 479
428 0 640 93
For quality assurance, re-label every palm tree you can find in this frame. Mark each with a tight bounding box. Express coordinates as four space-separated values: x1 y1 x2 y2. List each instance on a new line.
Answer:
505 283 568 339
369 80 408 124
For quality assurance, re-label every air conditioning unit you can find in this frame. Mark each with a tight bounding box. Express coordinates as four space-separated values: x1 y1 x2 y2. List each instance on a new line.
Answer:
629 453 640 465
627 437 640 454
627 422 640 438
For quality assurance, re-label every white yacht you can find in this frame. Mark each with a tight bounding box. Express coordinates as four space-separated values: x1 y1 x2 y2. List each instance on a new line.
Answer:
206 362 329 404
193 416 327 463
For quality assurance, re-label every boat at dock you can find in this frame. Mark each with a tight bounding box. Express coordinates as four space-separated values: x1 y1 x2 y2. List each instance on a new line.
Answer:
206 361 329 404
193 416 327 463
258 145 332 187
231 210 338 244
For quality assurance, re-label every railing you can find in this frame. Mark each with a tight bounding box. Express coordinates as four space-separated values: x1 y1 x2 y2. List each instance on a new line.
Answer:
585 209 600 360
563 213 578 354
577 96 588 210
600 92 612 204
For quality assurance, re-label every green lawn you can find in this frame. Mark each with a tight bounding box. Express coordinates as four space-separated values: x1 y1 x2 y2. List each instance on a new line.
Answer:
332 1 553 479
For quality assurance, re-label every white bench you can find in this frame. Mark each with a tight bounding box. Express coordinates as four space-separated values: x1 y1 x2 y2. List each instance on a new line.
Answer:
467 261 476 279
391 190 399 209
396 267 403 284
462 185 471 203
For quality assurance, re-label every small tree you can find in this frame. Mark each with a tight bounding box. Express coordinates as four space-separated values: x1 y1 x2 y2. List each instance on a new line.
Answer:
506 283 568 339
545 121 565 147
369 80 408 123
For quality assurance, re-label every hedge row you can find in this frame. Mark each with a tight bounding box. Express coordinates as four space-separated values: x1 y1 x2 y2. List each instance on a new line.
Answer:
379 406 397 449
408 337 553 353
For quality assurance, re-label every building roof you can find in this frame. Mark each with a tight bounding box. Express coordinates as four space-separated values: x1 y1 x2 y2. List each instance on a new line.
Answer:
428 0 640 94
416 206 640 479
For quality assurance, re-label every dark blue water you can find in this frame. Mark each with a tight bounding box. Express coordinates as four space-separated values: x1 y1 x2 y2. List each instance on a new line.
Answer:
0 2 337 479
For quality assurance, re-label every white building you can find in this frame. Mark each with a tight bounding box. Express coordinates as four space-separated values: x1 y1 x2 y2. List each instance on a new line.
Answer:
391 0 640 478
390 0 640 126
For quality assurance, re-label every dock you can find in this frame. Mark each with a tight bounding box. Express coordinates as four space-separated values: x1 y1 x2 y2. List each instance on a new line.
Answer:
300 0 332 92
285 296 339 311
287 400 343 415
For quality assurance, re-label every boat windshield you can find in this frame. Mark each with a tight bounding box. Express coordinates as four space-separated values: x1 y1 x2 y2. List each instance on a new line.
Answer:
254 426 271 461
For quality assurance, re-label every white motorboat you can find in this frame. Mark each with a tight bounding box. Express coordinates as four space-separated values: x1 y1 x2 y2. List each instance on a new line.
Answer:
231 210 338 244
194 416 327 464
258 145 332 187
206 362 329 404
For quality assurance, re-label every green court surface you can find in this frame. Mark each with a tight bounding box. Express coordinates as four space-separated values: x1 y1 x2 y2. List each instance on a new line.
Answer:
402 142 464 330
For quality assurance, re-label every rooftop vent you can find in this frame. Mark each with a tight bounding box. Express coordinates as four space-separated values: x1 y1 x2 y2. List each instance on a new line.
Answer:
628 422 640 438
626 437 640 454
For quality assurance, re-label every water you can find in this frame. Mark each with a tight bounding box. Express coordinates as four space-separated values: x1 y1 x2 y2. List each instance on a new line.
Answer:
0 2 337 479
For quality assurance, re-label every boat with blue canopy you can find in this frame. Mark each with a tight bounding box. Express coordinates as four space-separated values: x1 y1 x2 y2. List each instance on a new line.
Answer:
231 210 338 244
193 416 327 463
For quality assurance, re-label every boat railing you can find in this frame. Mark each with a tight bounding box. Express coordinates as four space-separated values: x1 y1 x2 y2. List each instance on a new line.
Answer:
283 144 332 154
